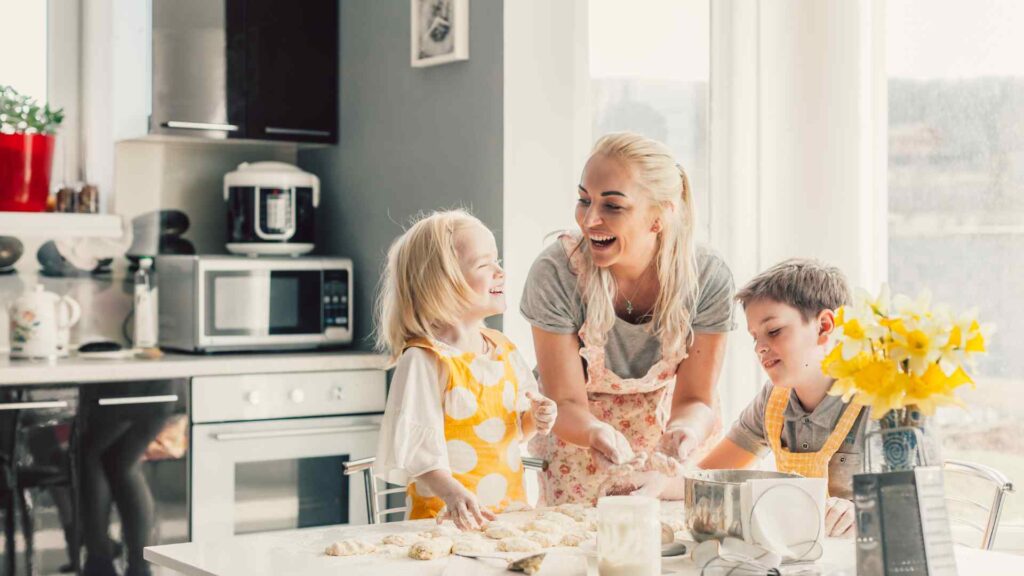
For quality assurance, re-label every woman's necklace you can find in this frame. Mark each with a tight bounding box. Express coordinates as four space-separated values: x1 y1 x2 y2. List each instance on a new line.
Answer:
613 263 654 317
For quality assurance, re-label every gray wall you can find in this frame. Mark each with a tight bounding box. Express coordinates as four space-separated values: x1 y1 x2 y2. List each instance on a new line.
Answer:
299 0 504 349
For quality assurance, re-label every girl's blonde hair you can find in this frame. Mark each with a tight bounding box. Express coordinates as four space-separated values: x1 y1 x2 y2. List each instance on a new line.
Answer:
576 132 700 359
374 209 484 364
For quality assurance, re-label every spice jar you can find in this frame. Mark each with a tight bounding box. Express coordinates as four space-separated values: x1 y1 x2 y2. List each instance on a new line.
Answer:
597 496 661 576
56 185 77 212
77 184 99 214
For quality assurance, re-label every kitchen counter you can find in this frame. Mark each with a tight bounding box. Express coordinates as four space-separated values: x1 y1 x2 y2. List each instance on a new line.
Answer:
0 350 388 385
143 503 1022 576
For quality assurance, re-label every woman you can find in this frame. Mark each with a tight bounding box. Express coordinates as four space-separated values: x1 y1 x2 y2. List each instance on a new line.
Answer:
520 132 736 504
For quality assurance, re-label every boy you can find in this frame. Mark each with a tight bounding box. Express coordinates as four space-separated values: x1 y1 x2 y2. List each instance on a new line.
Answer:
699 258 864 537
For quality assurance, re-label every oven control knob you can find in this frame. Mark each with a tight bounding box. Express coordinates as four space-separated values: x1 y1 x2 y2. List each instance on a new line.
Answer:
289 389 305 403
246 391 261 405
331 386 344 401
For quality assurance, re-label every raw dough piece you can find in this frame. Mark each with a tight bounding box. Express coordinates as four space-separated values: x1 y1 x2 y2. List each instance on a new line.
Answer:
525 530 562 548
452 538 496 555
381 533 419 547
560 531 590 547
552 504 589 522
485 522 522 540
408 537 454 560
523 519 563 534
537 511 578 531
325 540 376 556
497 537 543 553
661 522 675 545
503 500 534 513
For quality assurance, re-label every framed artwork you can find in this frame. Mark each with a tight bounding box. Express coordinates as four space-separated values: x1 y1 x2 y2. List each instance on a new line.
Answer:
410 0 469 67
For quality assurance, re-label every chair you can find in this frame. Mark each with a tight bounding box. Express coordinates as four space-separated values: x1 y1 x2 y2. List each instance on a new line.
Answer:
943 459 1014 550
344 456 549 524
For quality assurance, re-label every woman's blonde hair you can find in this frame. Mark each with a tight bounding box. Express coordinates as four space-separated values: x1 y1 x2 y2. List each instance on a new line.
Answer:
576 132 700 359
374 209 484 364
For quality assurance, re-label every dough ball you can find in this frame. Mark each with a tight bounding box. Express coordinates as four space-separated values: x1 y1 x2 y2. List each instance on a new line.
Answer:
408 537 454 561
325 539 376 556
497 537 543 553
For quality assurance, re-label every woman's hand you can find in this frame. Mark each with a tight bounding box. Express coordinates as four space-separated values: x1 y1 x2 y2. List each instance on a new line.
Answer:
587 422 635 470
825 497 856 538
657 424 701 462
526 390 558 434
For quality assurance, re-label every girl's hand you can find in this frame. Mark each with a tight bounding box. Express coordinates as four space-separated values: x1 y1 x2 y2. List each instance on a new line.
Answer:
436 482 496 531
825 497 856 538
587 422 635 470
526 390 557 434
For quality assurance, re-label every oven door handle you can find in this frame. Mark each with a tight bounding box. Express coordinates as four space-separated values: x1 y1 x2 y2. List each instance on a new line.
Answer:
97 395 180 406
0 400 69 411
212 424 379 442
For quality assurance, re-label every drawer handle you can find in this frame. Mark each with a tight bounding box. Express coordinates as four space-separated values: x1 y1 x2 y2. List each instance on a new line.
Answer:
162 121 239 132
0 400 69 411
213 424 378 442
265 127 331 137
98 395 179 406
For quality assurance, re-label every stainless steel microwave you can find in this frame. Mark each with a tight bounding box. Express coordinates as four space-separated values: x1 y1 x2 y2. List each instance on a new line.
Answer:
156 255 352 352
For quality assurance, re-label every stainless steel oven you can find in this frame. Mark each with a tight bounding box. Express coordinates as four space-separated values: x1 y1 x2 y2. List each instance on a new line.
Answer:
157 255 353 353
189 370 385 542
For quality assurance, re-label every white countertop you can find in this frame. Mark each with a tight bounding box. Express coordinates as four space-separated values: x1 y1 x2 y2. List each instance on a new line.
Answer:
144 504 1022 576
0 350 388 385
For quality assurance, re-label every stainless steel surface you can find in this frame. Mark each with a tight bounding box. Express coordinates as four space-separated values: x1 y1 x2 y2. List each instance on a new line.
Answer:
264 127 332 137
161 121 239 132
151 0 234 139
683 470 800 542
212 424 379 442
96 394 179 406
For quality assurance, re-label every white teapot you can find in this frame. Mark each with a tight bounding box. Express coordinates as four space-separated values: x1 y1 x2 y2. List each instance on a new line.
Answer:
8 285 81 359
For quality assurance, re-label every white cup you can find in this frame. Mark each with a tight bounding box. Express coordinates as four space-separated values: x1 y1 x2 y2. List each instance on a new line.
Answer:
597 495 661 576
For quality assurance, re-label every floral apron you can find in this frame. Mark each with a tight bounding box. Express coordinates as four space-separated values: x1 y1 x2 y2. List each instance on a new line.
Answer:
527 236 721 505
764 385 863 496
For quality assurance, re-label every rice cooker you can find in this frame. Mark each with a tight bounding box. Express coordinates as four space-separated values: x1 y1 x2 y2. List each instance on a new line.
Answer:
223 161 319 256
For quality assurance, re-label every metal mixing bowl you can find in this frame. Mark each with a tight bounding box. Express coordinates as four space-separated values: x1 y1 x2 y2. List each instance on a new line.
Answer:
683 470 801 542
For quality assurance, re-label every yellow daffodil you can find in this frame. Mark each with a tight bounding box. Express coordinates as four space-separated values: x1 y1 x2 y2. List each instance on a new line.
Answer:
888 315 944 376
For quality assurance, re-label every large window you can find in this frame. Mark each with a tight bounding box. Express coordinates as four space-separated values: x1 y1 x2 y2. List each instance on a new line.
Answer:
589 0 711 240
0 0 47 102
888 0 1024 524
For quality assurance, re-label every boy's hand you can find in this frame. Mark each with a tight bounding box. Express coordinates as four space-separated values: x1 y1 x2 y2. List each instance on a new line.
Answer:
436 482 496 531
825 497 855 538
525 390 557 435
658 425 700 462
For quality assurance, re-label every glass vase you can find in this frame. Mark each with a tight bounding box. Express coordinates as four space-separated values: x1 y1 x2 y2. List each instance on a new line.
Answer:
866 405 940 472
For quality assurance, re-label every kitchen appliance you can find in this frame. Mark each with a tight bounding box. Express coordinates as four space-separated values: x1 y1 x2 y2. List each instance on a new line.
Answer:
156 255 352 353
224 162 318 256
683 470 800 542
189 370 385 541
8 285 81 358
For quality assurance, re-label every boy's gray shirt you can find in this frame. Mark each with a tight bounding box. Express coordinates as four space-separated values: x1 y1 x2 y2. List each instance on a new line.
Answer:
727 380 873 499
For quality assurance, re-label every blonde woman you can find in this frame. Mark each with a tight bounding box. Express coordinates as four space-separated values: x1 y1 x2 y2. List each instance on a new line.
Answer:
521 132 736 504
373 210 557 530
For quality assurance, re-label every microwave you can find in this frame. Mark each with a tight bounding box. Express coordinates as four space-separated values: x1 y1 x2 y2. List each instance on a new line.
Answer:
156 255 352 352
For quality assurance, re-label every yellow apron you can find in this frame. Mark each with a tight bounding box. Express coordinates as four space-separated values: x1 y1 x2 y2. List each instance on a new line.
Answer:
406 328 527 519
764 385 863 487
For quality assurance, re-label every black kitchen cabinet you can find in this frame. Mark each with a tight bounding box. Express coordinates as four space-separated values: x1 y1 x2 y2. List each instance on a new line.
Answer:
151 0 338 144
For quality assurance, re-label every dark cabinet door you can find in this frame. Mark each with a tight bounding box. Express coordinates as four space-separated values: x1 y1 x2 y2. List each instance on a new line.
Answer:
244 0 339 144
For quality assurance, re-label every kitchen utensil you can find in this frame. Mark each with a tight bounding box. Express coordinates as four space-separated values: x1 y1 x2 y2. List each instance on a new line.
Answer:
8 284 81 358
453 551 546 574
683 470 801 542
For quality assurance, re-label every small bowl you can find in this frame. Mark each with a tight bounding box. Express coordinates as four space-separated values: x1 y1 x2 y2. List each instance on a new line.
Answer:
683 469 801 542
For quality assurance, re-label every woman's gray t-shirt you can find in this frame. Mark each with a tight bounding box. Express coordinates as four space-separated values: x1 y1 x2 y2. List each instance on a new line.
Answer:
519 239 737 379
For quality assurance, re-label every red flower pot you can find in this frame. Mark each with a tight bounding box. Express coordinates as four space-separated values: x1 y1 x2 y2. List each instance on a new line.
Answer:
0 133 56 212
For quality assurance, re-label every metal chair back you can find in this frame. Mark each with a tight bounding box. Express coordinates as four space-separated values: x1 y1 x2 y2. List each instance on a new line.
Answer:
943 459 1014 550
344 456 548 524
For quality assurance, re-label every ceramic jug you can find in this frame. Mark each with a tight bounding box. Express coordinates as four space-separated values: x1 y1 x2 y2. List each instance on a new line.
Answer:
8 284 81 358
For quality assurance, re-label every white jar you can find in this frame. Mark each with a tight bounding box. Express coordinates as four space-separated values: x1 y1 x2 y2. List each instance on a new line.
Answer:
597 496 661 576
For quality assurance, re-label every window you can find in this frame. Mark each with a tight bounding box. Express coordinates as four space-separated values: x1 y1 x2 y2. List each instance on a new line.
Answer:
588 0 711 241
888 0 1024 525
0 0 48 102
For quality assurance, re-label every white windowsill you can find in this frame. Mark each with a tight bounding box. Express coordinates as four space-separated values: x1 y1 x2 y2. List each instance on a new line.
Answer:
0 212 123 239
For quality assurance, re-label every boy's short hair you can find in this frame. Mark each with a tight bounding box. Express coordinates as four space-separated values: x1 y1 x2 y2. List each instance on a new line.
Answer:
735 258 851 321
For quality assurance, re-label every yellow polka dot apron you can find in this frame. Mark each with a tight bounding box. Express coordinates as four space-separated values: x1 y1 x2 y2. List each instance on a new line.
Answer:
764 385 863 492
405 328 527 520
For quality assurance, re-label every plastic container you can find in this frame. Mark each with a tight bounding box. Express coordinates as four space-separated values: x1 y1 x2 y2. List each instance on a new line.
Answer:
597 496 661 576
133 258 159 348
0 133 56 212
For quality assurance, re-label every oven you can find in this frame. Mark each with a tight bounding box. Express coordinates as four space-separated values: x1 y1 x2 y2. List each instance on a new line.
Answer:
189 370 385 542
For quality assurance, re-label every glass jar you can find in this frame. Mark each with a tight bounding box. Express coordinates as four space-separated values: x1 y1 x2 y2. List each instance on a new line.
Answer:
597 496 661 576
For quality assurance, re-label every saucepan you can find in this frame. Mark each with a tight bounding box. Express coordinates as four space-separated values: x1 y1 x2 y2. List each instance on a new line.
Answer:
683 470 801 542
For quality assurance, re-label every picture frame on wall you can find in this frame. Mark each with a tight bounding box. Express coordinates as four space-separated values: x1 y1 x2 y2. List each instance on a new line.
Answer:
410 0 469 67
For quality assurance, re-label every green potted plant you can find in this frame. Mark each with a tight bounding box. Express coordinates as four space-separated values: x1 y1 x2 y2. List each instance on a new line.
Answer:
0 85 65 212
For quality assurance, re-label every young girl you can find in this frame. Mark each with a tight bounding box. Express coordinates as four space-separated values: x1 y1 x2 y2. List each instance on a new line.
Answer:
374 210 558 530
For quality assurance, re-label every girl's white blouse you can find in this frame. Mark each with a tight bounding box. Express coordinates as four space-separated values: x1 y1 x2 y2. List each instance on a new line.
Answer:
373 343 539 486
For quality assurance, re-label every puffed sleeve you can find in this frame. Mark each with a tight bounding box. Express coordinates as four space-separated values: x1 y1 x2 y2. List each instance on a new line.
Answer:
373 347 450 485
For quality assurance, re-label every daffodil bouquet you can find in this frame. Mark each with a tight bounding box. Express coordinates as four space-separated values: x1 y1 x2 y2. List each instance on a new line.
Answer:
823 285 991 420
